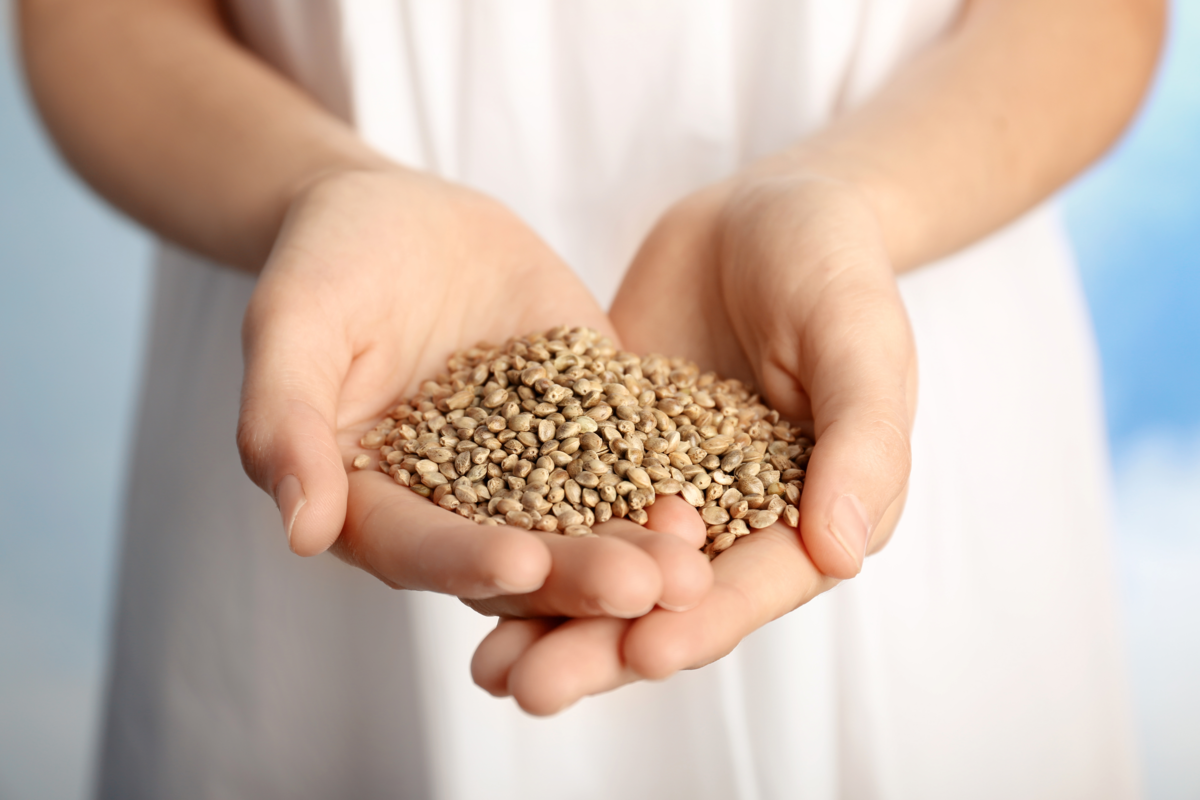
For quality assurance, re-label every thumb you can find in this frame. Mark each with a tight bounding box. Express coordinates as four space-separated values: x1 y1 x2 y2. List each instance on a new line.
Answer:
237 296 350 557
790 294 917 580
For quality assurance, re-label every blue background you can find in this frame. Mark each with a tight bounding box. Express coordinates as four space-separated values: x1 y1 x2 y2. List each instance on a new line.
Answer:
2 3 1198 798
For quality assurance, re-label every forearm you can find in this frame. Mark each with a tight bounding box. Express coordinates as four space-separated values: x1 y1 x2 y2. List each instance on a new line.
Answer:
758 0 1165 272
19 0 388 271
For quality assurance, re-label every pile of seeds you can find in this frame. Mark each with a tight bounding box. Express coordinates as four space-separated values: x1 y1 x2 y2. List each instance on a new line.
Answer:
353 326 812 558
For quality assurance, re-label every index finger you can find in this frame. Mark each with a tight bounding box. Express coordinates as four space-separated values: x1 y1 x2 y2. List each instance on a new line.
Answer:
339 469 553 597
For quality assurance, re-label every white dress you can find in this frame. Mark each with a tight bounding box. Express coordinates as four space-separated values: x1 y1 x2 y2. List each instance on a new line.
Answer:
96 2 1141 798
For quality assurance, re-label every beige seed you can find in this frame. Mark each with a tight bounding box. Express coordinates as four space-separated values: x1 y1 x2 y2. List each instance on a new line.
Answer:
784 505 800 528
701 505 731 525
352 454 372 470
720 449 744 472
446 388 476 410
583 457 610 475
628 508 649 525
361 431 386 449
482 388 508 408
669 452 693 469
495 497 522 515
521 366 546 386
612 495 629 518
580 432 604 452
421 472 449 488
680 482 705 507
712 532 737 553
701 435 734 455
627 467 652 490
736 463 762 481
506 510 534 529
645 464 671 482
653 479 683 495
594 501 612 524
737 477 765 497
557 508 585 529
729 518 750 536
746 510 780 529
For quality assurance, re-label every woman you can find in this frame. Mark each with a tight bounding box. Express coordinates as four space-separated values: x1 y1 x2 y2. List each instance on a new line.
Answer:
20 0 1162 797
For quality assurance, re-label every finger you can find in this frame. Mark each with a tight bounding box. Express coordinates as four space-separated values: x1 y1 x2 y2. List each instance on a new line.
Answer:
462 519 663 619
238 283 351 557
341 470 552 596
603 500 713 612
505 617 640 716
623 524 836 680
643 494 709 549
471 618 559 697
785 275 916 579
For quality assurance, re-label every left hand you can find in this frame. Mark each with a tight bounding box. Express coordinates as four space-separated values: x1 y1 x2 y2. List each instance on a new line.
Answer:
469 173 918 715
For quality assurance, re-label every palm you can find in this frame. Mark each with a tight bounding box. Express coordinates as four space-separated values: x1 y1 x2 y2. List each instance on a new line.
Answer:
471 177 916 714
240 169 711 620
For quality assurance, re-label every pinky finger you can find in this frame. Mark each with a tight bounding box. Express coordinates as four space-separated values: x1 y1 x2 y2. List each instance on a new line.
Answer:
471 618 558 697
506 617 640 716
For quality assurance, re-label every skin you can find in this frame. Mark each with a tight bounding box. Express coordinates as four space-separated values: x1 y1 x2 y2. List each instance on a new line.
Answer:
20 0 1164 715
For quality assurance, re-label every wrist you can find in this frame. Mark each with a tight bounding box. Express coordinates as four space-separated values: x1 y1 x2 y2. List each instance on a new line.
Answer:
729 147 917 271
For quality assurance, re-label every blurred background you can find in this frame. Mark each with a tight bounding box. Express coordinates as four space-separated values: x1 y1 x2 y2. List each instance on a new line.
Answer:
1 2 1198 799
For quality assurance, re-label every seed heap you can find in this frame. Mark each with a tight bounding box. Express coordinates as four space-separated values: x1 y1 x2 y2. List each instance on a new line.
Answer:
355 326 812 558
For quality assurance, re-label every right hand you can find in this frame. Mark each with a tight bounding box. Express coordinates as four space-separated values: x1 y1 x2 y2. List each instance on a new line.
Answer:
236 168 712 618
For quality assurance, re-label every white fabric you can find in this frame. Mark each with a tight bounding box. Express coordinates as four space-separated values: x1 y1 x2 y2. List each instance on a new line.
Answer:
97 2 1140 798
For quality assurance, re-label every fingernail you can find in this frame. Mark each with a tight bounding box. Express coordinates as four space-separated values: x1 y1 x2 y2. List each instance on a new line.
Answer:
493 577 545 595
597 599 655 619
276 474 306 547
657 601 699 613
829 494 870 569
